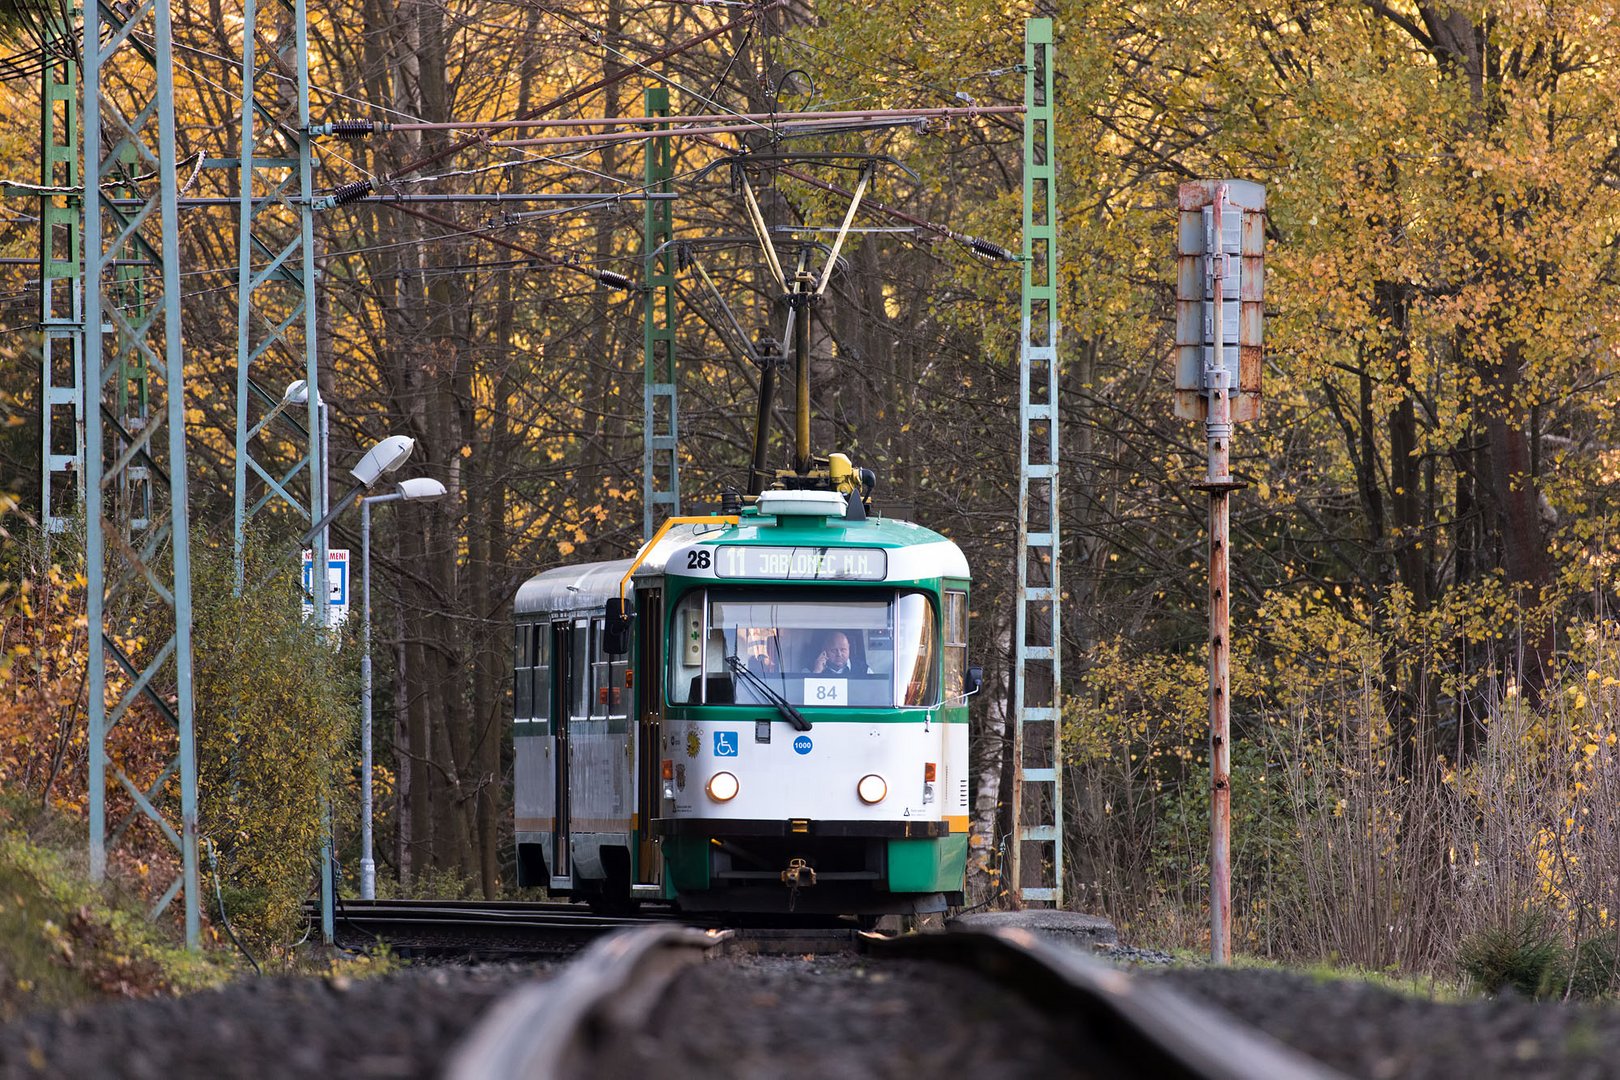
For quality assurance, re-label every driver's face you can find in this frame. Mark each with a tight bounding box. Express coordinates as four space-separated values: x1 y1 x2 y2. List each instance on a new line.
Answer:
826 634 851 666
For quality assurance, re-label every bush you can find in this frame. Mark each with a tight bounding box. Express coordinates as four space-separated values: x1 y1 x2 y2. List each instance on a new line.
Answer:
192 535 356 955
1458 912 1566 999
0 824 225 1017
1567 932 1620 1000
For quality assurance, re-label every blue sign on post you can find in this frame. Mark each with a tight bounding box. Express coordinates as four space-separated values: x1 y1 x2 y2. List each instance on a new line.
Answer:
300 548 351 624
713 730 738 757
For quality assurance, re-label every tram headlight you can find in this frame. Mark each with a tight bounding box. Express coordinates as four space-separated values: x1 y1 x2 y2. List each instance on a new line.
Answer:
857 774 887 804
706 771 740 802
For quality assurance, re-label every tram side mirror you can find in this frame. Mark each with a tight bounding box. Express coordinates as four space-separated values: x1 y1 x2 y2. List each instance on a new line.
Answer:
603 599 632 656
964 665 984 697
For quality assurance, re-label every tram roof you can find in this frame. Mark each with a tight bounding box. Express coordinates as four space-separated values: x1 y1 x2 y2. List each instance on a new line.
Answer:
514 513 968 618
513 559 635 619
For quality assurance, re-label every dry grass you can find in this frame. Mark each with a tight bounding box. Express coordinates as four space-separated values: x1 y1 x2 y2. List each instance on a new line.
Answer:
1065 630 1620 985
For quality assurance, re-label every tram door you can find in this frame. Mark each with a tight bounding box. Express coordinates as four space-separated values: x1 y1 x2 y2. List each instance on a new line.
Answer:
551 620 574 882
634 589 664 884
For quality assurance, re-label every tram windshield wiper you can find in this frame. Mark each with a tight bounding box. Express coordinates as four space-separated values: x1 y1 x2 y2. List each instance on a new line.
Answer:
725 654 812 732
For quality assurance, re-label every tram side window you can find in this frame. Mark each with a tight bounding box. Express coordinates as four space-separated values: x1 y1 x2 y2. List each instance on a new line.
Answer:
571 622 591 721
669 594 704 704
607 645 628 720
514 624 532 718
589 618 630 719
944 590 968 702
532 624 550 722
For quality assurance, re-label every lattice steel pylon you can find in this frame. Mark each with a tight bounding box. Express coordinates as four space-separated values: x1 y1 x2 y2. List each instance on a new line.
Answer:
82 0 201 944
1010 16 1062 906
231 0 328 939
39 11 83 534
642 86 680 537
232 0 324 574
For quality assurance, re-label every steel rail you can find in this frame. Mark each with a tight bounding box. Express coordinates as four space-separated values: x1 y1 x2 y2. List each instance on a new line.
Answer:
873 927 1350 1080
318 897 686 958
323 899 661 923
445 926 726 1080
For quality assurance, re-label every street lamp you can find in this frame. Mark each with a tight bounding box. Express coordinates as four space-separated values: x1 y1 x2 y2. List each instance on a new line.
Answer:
294 429 415 936
299 434 417 548
358 475 447 899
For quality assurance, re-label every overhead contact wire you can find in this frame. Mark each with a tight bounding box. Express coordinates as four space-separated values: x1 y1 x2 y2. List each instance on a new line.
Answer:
691 131 1018 261
388 203 633 290
348 2 783 196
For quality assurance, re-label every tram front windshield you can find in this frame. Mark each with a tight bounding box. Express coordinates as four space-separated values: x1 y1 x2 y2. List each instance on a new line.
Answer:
670 590 939 708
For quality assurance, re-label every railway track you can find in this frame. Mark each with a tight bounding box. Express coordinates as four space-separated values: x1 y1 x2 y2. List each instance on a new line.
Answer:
320 897 677 956
447 924 1350 1079
8 911 1612 1077
319 897 866 958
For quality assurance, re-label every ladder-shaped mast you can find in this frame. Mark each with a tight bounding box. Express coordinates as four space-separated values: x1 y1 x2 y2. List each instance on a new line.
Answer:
1011 17 1062 906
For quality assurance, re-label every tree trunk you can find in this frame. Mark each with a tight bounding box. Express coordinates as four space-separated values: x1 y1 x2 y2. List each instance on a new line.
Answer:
392 604 412 886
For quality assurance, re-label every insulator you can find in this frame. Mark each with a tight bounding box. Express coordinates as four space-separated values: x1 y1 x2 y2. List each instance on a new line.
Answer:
597 270 633 291
329 119 377 139
328 179 374 206
966 235 1018 262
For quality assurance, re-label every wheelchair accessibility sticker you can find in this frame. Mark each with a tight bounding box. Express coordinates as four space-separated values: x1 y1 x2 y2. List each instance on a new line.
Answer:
713 730 739 757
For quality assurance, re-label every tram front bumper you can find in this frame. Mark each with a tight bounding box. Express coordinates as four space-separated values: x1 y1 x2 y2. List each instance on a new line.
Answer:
651 817 949 839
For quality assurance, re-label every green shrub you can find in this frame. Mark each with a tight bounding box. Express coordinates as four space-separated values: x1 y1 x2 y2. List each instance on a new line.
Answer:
1567 932 1620 1000
192 535 356 955
0 826 226 1017
1458 911 1566 998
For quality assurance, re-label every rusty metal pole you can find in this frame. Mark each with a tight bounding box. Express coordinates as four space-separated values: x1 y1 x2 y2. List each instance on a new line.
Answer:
1178 178 1263 963
1204 186 1234 965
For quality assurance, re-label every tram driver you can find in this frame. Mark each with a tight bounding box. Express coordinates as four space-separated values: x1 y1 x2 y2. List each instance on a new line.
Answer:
809 630 870 675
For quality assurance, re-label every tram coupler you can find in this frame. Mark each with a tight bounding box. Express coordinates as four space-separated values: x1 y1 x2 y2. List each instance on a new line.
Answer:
780 858 816 888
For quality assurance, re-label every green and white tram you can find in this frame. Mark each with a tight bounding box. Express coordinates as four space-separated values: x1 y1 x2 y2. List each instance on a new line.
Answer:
512 484 978 916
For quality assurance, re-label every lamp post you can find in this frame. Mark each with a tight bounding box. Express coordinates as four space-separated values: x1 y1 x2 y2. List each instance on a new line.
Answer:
359 476 446 899
296 430 416 939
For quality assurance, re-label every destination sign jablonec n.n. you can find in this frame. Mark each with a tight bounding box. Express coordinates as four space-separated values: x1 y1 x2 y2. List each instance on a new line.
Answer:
714 545 888 581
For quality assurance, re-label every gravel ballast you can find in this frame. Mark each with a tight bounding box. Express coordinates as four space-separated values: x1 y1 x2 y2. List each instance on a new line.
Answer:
0 963 550 1080
594 951 1105 1079
9 945 1620 1078
1158 967 1620 1080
